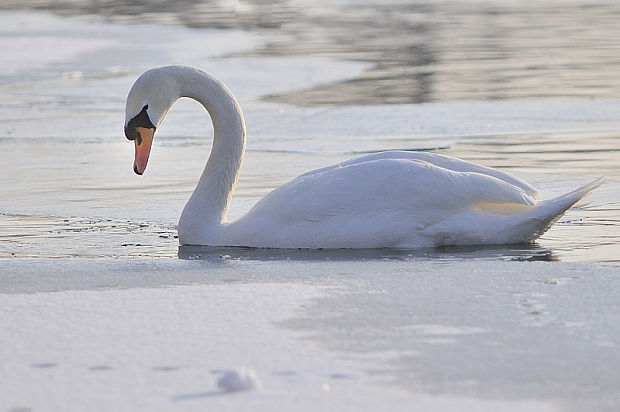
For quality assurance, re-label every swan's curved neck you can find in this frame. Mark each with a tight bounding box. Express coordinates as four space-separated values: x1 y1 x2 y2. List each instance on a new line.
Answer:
177 69 246 243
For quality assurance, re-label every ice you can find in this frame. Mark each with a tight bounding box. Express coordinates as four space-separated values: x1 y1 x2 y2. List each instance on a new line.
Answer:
0 11 260 84
5 258 607 411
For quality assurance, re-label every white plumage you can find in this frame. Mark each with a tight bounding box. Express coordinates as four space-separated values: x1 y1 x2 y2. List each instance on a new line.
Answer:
124 66 602 248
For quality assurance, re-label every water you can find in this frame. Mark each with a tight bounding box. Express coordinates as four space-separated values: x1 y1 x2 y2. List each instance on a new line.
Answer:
0 1 618 262
1 2 620 411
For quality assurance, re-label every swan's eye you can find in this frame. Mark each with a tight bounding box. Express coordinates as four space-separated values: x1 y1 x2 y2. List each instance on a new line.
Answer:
125 104 155 143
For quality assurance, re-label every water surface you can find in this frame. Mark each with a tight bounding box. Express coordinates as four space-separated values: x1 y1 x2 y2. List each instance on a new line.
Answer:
0 2 619 262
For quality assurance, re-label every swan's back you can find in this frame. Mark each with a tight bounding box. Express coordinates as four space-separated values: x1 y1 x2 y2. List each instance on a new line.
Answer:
223 152 544 248
299 151 537 196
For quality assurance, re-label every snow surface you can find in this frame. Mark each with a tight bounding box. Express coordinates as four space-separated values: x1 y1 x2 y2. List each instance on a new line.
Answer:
1 258 620 411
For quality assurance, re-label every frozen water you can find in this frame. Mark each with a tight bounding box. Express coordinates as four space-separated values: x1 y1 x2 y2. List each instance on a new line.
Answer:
1 258 619 411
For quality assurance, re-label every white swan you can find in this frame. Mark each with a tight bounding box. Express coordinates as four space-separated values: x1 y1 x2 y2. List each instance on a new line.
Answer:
124 66 602 248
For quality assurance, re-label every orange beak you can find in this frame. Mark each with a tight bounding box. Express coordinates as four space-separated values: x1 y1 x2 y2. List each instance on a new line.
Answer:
133 127 154 175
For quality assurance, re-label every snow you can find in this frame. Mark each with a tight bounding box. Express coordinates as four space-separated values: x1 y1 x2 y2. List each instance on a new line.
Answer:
1 258 620 411
217 368 262 392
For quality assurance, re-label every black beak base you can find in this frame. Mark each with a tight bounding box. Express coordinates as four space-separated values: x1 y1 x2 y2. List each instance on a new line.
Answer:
125 104 155 145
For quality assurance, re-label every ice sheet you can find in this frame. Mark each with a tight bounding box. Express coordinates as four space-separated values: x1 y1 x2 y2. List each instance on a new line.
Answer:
1 258 619 411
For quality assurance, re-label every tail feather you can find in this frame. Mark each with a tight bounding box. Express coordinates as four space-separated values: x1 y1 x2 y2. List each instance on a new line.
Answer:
523 177 604 241
539 177 604 212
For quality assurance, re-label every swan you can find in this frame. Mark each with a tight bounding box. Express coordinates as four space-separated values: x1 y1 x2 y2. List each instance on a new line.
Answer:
124 66 602 248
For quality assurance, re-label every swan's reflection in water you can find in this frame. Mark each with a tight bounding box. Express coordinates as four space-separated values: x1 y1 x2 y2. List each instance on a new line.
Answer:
178 243 556 263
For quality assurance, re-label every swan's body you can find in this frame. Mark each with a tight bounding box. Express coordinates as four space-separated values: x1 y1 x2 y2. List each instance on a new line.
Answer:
124 66 602 248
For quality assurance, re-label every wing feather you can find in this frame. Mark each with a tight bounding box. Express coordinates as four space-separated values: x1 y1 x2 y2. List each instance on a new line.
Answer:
244 157 535 226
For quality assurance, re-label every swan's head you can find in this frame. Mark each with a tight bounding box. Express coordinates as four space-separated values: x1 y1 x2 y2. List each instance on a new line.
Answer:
124 67 180 175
